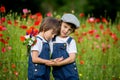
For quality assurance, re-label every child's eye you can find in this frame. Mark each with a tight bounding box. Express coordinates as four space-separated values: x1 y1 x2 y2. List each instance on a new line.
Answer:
63 25 67 28
68 28 73 32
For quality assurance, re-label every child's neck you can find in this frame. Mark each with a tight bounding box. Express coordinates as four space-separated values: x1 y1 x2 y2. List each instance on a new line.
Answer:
39 32 48 41
39 32 44 37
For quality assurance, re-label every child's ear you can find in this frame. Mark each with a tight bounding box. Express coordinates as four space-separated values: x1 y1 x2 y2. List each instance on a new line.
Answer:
42 28 46 32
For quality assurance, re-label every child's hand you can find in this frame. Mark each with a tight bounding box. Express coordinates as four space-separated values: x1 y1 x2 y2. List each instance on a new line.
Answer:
45 60 56 66
53 56 63 62
45 57 64 66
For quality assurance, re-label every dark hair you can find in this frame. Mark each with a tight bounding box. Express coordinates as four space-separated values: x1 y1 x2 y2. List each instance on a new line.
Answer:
39 17 60 35
60 20 77 33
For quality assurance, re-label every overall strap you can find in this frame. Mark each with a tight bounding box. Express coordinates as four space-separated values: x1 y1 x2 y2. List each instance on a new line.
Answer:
52 36 73 44
36 36 43 42
67 37 73 44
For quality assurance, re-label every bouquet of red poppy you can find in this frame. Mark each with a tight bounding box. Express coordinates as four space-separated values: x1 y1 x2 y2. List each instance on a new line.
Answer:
20 27 39 55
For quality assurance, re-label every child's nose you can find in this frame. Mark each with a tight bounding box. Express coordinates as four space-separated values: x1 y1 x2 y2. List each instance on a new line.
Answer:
65 28 69 33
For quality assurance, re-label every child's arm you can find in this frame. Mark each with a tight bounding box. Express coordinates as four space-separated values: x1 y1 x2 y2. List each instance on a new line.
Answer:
31 50 52 64
53 53 76 66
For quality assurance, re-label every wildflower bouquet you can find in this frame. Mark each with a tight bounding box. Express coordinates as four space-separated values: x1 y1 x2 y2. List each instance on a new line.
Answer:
20 27 39 55
22 34 36 45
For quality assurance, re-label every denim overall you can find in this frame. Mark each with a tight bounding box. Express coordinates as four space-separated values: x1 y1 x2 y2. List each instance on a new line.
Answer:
51 37 79 80
28 37 50 80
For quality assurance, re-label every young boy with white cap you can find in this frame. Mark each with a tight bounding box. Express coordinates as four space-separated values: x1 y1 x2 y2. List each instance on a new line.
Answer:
49 13 80 80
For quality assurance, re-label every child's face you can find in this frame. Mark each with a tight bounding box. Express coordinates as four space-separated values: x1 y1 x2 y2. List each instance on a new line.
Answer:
60 22 73 37
43 29 56 41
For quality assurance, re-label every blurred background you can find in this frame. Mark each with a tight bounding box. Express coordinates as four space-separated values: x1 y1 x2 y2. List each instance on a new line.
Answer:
0 0 120 22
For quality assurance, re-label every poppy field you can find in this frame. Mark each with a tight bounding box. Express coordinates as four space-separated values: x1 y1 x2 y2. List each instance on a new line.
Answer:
0 6 120 80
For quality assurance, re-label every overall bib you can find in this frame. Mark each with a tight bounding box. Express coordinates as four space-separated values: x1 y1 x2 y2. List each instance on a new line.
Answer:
28 37 50 80
52 37 79 80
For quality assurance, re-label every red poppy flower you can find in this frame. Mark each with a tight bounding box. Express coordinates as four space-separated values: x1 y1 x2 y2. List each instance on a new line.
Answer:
26 27 38 35
0 6 6 13
95 18 100 23
7 20 12 24
80 60 85 65
102 17 108 24
20 36 25 42
95 34 100 39
11 64 16 68
88 29 96 36
0 25 3 31
20 25 27 29
79 13 85 17
0 38 8 44
34 20 40 26
0 33 3 37
99 24 104 30
1 47 6 53
1 17 6 22
26 28 33 35
33 29 39 36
